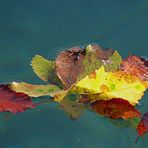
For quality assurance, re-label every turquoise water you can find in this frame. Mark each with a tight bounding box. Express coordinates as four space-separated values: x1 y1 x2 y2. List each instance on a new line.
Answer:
0 0 148 147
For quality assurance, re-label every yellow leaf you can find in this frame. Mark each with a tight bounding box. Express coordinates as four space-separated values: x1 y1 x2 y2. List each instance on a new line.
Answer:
10 82 60 97
75 66 147 105
75 66 107 93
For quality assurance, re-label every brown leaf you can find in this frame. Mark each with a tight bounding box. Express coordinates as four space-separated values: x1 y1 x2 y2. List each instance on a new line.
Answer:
0 84 35 113
91 98 141 119
56 47 84 89
91 44 114 60
120 55 148 81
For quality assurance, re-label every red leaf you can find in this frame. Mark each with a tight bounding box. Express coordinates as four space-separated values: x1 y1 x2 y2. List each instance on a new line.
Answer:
0 84 35 113
91 98 141 119
120 55 148 81
137 112 148 136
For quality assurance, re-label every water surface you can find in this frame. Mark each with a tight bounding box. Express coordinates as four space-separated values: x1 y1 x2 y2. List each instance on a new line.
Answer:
0 0 148 147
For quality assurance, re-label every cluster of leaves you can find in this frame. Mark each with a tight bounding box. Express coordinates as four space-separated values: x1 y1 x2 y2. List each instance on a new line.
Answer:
0 44 148 142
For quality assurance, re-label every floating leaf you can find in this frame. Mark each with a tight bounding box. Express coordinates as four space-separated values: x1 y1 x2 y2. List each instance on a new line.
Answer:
0 84 35 113
10 82 60 97
56 44 121 89
59 94 87 120
137 112 148 136
56 47 86 89
75 66 147 105
31 55 63 87
86 44 122 71
120 55 148 81
91 98 141 119
76 46 102 82
86 44 114 60
103 51 122 72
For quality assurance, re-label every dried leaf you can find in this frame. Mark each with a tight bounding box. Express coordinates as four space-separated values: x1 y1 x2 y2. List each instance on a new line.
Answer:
86 44 114 60
0 84 35 113
56 47 86 89
120 56 148 81
10 82 60 97
91 98 141 119
56 44 121 89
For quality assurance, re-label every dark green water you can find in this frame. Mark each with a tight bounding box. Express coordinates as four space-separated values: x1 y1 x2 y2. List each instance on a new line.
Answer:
0 0 148 147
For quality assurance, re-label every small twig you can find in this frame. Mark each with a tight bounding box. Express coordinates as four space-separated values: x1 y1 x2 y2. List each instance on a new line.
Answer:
134 136 139 143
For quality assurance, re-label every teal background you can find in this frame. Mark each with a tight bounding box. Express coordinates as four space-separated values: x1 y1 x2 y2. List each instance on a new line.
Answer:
0 0 148 147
